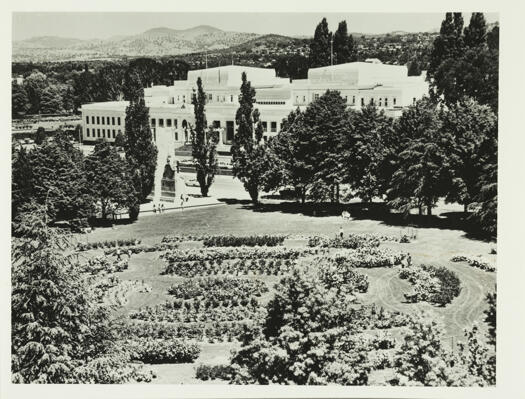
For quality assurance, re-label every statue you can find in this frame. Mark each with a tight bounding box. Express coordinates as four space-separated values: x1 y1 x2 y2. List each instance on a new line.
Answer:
160 155 177 202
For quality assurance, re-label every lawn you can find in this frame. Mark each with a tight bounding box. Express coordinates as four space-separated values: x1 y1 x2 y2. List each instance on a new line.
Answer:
81 198 496 384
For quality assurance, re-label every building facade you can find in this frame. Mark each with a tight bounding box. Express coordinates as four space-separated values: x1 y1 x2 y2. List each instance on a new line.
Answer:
81 61 429 156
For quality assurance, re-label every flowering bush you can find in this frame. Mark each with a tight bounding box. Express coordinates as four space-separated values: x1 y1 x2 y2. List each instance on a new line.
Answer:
80 256 128 275
203 234 287 247
167 277 268 301
320 247 411 269
76 238 141 251
73 353 155 383
399 265 461 305
451 255 496 272
127 338 200 364
104 243 178 256
308 234 380 248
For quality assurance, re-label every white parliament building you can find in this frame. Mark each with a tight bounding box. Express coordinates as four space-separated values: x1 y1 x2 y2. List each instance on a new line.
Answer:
81 60 429 156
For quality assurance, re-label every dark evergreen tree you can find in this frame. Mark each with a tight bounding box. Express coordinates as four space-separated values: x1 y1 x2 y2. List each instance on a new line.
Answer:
72 65 95 111
122 69 145 103
35 126 46 145
309 18 332 68
333 20 356 64
407 59 422 76
11 144 33 219
124 76 158 203
190 77 219 197
12 81 30 117
85 141 136 219
464 13 487 48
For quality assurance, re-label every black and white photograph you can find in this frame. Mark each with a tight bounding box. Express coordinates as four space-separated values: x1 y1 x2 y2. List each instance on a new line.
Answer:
3 2 525 398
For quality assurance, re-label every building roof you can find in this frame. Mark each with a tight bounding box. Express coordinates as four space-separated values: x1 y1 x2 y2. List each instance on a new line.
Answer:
81 101 128 111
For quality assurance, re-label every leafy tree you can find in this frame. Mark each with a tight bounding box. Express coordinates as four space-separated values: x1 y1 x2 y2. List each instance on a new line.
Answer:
23 71 48 114
231 72 278 203
343 104 394 202
190 77 219 197
124 76 158 203
309 18 332 67
40 85 63 114
85 141 136 219
463 12 487 48
272 108 315 203
122 69 144 102
28 131 93 223
11 206 149 383
301 90 350 202
471 162 497 236
484 291 496 347
12 81 30 117
230 266 370 385
35 126 46 145
387 99 450 216
93 65 124 102
333 20 356 64
441 98 497 212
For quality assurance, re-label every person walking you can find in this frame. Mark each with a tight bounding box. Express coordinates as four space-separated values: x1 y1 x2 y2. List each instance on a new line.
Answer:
339 226 344 239
116 246 122 261
180 194 185 211
153 203 157 215
160 203 165 213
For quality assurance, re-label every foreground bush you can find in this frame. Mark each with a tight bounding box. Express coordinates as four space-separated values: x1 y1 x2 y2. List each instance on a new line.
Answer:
308 234 380 249
167 277 268 301
127 339 200 364
195 364 234 381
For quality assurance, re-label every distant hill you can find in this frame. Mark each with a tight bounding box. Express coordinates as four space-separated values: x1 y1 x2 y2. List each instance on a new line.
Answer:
12 25 261 62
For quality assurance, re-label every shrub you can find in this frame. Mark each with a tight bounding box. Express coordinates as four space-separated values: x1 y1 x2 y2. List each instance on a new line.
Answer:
195 364 234 381
76 238 141 251
127 339 200 364
451 255 496 272
400 265 461 306
308 234 380 249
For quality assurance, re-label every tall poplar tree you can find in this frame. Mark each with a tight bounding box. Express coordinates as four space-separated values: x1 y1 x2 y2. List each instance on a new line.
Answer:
190 77 219 197
333 20 356 64
309 18 332 68
231 72 279 204
124 71 158 211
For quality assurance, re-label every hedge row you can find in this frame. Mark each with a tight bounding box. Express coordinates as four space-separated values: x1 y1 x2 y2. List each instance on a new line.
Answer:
77 238 140 251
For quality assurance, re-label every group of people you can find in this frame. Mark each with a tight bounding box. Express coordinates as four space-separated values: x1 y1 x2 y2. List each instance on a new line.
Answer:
152 203 165 214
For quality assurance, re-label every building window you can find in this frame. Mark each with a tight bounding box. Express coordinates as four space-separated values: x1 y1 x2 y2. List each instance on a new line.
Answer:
167 119 172 127
151 118 156 127
118 129 122 135
270 122 277 133
352 96 356 105
361 98 365 106
262 122 267 132
213 121 221 129
174 119 178 129
112 117 115 125
379 98 382 107
280 123 284 131
102 129 106 138
86 128 90 137
86 116 89 124
117 117 121 125
226 121 234 142
393 98 397 106
370 98 374 105
175 131 179 141
413 97 416 104
303 96 306 102
102 116 106 125
91 116 95 124
313 93 319 101
344 96 348 102
230 95 234 102
97 116 100 124
182 95 186 103
97 129 100 137
208 94 212 101
295 96 299 103
112 129 116 138
159 118 164 128
385 98 388 107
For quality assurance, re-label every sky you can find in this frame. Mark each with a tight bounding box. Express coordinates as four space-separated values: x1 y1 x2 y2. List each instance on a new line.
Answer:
12 12 499 41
